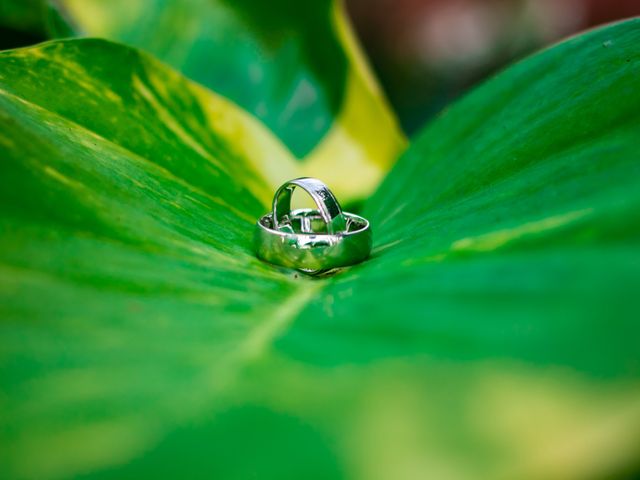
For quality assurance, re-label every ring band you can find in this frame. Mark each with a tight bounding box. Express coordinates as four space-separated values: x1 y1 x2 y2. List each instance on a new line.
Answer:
255 178 372 273
272 177 346 234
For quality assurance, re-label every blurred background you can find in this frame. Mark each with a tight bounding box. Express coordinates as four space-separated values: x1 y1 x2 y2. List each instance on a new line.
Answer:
1 0 640 134
345 0 640 133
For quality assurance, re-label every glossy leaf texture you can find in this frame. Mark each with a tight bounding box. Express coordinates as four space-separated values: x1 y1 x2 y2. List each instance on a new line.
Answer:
0 38 306 477
1 18 640 480
49 0 406 201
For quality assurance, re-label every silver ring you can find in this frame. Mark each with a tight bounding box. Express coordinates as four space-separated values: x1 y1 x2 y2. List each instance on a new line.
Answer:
255 178 372 273
272 177 347 234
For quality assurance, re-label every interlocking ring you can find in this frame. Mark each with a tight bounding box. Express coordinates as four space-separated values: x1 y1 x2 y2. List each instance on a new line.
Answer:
255 178 372 273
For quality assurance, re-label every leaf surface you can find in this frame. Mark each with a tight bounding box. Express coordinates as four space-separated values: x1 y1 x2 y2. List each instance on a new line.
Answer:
0 38 313 477
49 0 406 200
2 19 640 480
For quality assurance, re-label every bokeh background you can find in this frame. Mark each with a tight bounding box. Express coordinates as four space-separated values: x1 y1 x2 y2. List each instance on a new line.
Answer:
345 0 640 133
1 0 640 134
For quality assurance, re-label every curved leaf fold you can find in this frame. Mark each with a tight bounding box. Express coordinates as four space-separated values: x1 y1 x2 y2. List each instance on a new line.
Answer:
49 0 407 200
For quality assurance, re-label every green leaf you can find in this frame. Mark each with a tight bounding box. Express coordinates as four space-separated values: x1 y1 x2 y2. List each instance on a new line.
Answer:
0 0 48 40
0 0 73 50
49 0 406 201
0 0 43 31
0 37 311 477
2 18 640 480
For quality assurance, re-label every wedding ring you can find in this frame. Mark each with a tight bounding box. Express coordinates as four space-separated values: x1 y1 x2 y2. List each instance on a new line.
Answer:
255 178 372 273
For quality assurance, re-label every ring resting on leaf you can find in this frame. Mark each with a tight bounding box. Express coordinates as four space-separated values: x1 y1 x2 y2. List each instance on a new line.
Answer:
254 178 372 274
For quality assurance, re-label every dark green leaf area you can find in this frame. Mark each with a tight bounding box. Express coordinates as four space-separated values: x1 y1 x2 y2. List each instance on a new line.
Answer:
214 0 348 156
